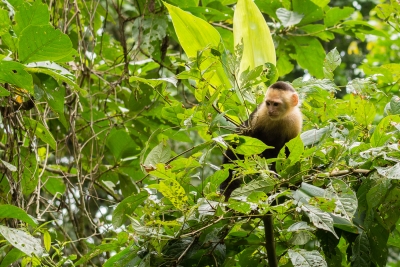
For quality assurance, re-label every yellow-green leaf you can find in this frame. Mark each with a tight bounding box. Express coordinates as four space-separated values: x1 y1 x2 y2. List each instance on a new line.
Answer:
159 179 188 211
164 2 230 89
44 231 51 252
233 0 276 78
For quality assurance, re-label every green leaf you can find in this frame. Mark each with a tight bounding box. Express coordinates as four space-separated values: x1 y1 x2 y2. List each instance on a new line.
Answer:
323 48 341 80
300 204 338 238
350 95 376 127
368 222 389 267
0 204 37 226
14 1 50 34
325 7 354 27
300 24 335 41
234 136 269 156
0 248 25 267
103 246 138 267
12 148 39 195
112 191 149 228
286 135 304 163
351 231 370 266
292 0 323 25
0 86 10 96
385 96 400 115
23 118 56 150
143 142 171 167
203 169 229 195
18 25 75 63
370 115 400 147
0 225 43 257
276 8 304 27
325 179 357 221
129 76 178 88
290 36 325 78
342 20 389 38
300 126 331 146
234 0 276 78
34 73 68 129
0 9 10 36
288 248 327 267
380 63 400 81
42 174 66 196
43 231 51 252
0 61 33 93
289 231 313 245
376 163 400 180
380 187 400 230
277 54 294 77
374 4 394 20
164 2 230 89
162 103 185 125
227 201 251 214
231 178 276 199
26 66 84 96
366 178 390 208
106 129 137 161
309 0 329 8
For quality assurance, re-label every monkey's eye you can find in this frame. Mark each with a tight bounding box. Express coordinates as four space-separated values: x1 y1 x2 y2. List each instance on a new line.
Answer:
266 102 270 106
273 103 279 107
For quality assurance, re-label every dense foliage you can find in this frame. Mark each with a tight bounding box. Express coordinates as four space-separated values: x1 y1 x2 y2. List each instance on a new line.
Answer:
0 0 400 266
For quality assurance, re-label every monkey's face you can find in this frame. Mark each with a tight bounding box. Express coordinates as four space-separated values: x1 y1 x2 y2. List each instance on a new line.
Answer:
264 90 287 120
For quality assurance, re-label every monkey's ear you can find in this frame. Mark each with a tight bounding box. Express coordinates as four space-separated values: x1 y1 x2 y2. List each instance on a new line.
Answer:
291 93 299 106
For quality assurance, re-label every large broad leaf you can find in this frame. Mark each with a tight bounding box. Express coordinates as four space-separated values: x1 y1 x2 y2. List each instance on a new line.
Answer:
18 25 76 63
14 1 49 34
300 204 338 238
106 129 137 161
0 61 33 93
233 0 276 78
235 136 269 156
290 36 325 78
157 179 188 211
288 249 327 267
164 3 230 89
0 205 37 226
26 66 85 96
0 225 43 257
351 231 370 267
370 115 400 147
0 248 25 267
0 9 10 36
112 191 149 228
325 179 358 221
143 142 171 167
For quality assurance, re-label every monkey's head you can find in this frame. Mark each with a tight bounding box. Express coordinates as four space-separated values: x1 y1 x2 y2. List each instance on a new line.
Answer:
264 82 299 120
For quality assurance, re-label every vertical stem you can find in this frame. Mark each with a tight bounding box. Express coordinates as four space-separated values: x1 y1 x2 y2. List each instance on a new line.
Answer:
263 213 278 267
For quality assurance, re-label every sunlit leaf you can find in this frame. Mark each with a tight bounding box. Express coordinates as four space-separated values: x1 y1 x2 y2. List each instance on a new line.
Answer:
164 2 230 89
233 0 276 78
19 25 76 63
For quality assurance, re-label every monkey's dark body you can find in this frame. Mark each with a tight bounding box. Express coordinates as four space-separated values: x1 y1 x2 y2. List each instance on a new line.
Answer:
220 82 302 199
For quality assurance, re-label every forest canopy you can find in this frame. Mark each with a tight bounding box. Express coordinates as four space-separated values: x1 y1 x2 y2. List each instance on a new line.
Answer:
0 0 400 266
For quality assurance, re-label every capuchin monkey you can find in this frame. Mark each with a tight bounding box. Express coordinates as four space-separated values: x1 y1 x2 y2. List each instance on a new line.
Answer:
220 81 303 200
